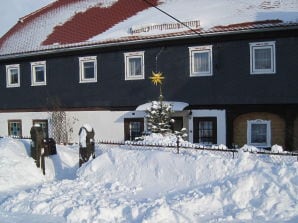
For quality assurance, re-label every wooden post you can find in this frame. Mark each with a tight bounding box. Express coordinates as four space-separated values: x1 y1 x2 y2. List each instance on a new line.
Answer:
176 136 180 154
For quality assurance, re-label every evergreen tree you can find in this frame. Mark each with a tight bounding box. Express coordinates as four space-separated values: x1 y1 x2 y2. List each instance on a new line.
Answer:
146 95 174 135
146 71 187 138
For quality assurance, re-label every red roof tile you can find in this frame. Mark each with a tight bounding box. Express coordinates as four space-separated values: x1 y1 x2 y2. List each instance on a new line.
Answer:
0 0 158 49
0 0 77 48
42 0 159 45
0 0 297 57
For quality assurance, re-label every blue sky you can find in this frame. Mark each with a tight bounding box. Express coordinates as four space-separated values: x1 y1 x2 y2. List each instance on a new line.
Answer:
0 0 54 37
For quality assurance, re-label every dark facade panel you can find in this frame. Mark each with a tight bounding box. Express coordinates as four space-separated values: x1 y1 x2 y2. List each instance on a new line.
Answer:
0 30 297 110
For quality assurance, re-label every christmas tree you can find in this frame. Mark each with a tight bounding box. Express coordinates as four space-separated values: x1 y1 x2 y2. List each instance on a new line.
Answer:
146 72 173 135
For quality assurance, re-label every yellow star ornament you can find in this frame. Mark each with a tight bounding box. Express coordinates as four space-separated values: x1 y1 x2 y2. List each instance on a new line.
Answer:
149 72 164 86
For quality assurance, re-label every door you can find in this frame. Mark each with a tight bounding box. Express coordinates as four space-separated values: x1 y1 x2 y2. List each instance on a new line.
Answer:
193 117 217 145
124 118 144 141
33 120 49 138
171 117 183 132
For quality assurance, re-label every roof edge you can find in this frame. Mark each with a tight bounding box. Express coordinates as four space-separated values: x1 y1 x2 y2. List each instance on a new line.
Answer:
1 22 297 60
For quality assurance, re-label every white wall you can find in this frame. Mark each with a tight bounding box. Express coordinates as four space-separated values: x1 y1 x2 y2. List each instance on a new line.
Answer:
188 110 226 145
0 109 226 144
0 110 146 142
0 112 50 137
67 110 146 142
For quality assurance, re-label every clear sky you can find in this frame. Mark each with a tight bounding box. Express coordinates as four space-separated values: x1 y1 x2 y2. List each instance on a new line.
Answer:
0 0 54 37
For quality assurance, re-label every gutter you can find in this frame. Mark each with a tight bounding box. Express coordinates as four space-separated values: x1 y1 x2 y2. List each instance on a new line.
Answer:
0 23 297 61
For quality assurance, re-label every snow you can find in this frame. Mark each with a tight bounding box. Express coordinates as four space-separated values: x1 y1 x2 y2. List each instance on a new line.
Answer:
0 0 56 38
136 101 189 111
89 0 298 41
0 138 46 194
271 144 284 153
0 136 298 222
0 0 118 55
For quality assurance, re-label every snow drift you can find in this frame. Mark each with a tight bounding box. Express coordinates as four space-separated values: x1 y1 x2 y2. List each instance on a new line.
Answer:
0 138 45 193
0 137 298 222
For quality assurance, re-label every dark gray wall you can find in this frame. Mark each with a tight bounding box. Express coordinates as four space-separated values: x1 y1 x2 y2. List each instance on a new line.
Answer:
0 29 297 110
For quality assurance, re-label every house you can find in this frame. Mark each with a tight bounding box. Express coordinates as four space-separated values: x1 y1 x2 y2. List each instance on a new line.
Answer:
0 0 297 150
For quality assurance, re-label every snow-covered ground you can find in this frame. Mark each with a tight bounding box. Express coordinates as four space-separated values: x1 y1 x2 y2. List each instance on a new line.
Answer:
0 137 298 223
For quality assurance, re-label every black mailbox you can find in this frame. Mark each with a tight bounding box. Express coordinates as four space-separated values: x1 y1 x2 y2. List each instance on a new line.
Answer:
30 125 44 168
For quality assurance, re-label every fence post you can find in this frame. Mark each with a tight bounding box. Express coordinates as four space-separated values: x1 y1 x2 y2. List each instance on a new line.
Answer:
176 136 180 154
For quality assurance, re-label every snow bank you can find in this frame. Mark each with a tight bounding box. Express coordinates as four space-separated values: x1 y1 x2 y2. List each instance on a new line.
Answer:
271 144 284 153
1 141 298 222
0 138 45 194
78 148 204 198
141 133 179 145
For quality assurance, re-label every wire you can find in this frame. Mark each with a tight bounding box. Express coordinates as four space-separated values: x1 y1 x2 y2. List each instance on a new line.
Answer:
141 0 201 36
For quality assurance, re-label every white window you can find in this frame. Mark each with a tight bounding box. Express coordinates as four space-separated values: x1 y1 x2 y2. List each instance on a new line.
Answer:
250 41 276 74
79 56 97 83
8 120 22 137
247 120 271 147
124 51 144 80
31 61 46 86
6 64 20 88
189 45 213 77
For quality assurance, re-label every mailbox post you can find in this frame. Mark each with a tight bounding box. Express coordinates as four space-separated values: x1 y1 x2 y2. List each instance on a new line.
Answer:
79 124 95 167
30 124 46 174
30 124 57 175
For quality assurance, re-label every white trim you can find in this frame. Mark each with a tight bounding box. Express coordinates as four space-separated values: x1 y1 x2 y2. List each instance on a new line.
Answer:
31 61 47 86
6 64 20 88
124 51 145 80
189 45 213 77
249 41 276 75
188 109 226 145
79 56 97 83
247 119 271 147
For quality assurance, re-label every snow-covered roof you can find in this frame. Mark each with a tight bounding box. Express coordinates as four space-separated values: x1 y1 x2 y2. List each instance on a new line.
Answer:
0 0 297 58
136 101 189 111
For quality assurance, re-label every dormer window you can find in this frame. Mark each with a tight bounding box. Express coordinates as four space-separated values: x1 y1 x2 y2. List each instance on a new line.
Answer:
124 51 145 80
31 61 46 86
6 64 20 88
79 56 97 83
250 41 276 74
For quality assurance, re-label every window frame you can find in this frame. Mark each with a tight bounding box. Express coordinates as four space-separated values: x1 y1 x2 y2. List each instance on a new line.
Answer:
189 45 213 77
124 51 145 80
193 117 217 145
6 64 20 88
31 61 47 86
8 119 22 137
247 119 271 147
79 56 97 83
124 118 144 141
250 41 276 75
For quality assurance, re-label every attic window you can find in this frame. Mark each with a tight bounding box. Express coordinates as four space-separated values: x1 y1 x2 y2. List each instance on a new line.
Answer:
31 61 46 86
